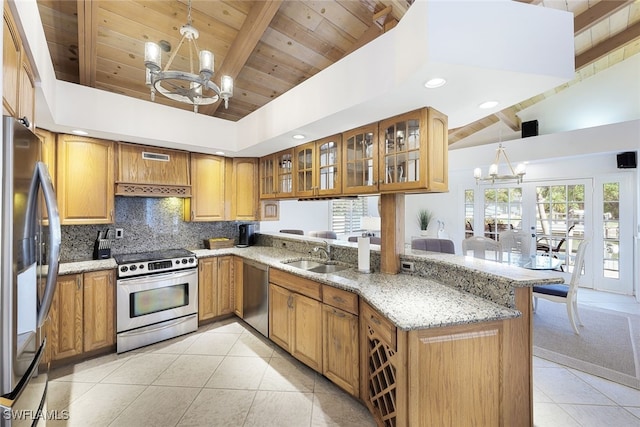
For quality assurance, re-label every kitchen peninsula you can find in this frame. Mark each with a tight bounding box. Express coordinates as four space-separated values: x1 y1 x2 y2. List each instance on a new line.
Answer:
54 232 563 426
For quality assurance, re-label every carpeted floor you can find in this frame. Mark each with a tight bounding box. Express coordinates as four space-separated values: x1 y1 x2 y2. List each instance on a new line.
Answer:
532 299 640 390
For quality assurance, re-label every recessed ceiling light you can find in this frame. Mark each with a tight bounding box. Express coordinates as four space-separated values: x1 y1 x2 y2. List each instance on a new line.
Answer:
215 151 225 155
292 134 305 140
479 101 499 109
424 78 446 88
71 129 88 135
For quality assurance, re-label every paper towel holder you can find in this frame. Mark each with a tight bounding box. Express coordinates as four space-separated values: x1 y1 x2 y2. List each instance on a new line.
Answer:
357 236 372 274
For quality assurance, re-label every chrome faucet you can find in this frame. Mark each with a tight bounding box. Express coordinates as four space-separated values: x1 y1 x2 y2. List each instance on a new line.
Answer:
312 241 331 261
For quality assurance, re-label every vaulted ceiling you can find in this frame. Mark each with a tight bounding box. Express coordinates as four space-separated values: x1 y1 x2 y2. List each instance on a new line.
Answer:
36 0 640 145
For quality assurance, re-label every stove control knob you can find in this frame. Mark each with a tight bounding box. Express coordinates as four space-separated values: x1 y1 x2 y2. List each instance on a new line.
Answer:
181 258 188 264
130 265 137 271
175 260 180 265
120 266 128 273
188 258 194 263
139 264 145 269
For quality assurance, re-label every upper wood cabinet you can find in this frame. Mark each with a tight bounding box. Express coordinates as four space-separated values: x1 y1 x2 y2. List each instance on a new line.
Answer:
378 107 448 193
259 149 294 199
116 142 191 197
3 3 35 126
342 123 379 195
3 3 20 117
57 134 115 225
231 158 258 220
18 53 35 127
294 142 315 197
185 153 225 222
294 134 342 198
35 128 56 224
258 107 448 199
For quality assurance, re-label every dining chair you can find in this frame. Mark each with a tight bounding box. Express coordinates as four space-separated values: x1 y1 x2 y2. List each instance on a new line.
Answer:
461 236 502 261
348 236 381 245
411 238 455 254
532 239 590 335
499 229 531 259
309 231 337 239
279 229 304 235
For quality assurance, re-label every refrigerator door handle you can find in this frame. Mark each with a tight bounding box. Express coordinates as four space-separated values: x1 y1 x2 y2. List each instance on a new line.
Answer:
25 162 61 328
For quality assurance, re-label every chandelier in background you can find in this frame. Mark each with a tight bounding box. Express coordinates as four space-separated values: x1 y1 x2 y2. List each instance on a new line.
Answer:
144 0 233 113
473 143 526 185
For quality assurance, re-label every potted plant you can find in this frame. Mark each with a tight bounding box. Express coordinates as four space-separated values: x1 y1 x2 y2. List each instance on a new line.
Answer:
417 209 433 236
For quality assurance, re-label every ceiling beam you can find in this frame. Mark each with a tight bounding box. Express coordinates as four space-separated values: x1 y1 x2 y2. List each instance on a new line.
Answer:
77 0 97 87
200 0 283 117
575 21 640 69
574 0 633 34
495 108 520 132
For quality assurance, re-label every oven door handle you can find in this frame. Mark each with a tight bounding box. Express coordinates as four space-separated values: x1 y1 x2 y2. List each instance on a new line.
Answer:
117 268 196 285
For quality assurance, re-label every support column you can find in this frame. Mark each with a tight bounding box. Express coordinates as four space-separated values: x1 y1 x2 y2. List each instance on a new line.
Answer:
380 193 405 274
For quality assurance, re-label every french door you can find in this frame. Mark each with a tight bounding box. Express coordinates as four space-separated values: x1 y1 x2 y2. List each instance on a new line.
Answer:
468 176 634 295
592 174 633 294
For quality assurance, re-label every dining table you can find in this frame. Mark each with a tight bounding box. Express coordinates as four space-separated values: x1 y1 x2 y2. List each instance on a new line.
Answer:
503 253 564 270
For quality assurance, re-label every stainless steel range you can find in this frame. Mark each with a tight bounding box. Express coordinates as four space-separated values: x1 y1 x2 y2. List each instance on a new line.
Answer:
114 249 198 353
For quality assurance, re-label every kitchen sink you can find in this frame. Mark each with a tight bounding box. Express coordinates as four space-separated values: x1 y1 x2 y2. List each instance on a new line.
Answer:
282 259 349 274
306 264 348 274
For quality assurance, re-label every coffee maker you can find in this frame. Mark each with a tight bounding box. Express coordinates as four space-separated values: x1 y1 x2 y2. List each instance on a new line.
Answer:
237 224 256 247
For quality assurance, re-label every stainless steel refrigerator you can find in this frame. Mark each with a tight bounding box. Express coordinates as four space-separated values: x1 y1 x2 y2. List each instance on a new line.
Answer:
1 116 61 426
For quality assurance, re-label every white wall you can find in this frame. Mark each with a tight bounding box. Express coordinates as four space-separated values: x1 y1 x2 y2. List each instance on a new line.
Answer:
260 200 331 236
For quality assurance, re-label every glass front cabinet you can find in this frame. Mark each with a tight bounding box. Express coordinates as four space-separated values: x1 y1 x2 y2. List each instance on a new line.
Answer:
378 107 448 193
259 149 294 199
342 124 379 195
293 134 342 198
261 107 448 199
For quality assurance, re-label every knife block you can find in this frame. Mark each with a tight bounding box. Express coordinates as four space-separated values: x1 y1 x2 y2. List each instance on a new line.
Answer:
93 239 111 260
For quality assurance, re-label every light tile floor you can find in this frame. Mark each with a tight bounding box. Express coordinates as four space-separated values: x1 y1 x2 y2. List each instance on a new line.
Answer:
47 289 640 427
48 318 375 427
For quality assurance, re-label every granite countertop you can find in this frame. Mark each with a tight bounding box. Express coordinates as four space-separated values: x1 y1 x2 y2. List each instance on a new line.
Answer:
59 258 117 275
57 245 565 331
402 249 565 287
193 246 521 331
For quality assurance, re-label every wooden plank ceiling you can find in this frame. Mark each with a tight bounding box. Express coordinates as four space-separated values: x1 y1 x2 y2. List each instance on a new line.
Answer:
36 0 640 144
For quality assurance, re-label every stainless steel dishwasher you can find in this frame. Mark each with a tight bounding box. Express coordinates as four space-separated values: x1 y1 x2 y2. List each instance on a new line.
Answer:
243 259 269 337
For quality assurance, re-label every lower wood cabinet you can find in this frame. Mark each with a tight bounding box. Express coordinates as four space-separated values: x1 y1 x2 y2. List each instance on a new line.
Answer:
322 304 359 396
360 300 398 424
268 283 292 351
233 256 243 317
83 270 116 352
48 274 83 361
290 292 322 372
268 270 359 384
198 255 233 323
47 269 115 362
360 300 515 427
269 283 322 372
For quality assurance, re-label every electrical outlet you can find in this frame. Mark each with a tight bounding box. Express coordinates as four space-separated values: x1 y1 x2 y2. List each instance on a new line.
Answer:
401 261 415 272
115 228 124 239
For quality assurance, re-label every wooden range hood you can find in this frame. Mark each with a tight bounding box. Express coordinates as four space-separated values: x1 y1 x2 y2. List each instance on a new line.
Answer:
115 142 191 197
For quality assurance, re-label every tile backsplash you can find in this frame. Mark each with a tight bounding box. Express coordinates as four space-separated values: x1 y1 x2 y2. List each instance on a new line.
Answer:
60 197 257 262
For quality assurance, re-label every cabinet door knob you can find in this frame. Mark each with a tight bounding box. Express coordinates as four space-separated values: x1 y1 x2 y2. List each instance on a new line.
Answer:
333 308 346 318
76 276 81 291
